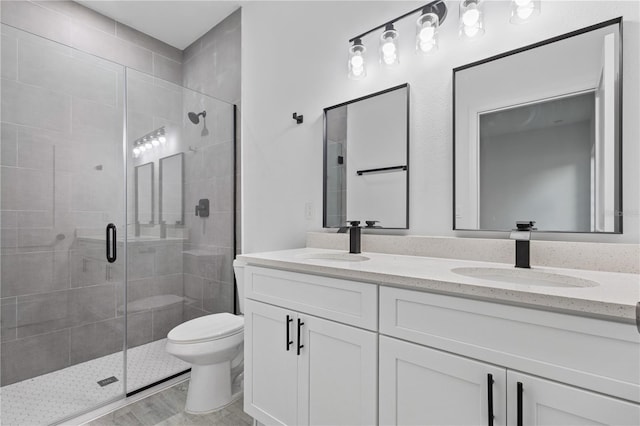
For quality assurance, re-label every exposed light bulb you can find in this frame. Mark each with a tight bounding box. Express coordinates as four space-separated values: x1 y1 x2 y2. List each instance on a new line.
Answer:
379 24 399 66
144 141 152 150
159 135 167 144
462 9 480 27
464 25 480 38
419 27 435 42
382 40 396 55
152 138 160 147
348 38 367 80
139 145 146 152
416 8 440 55
510 0 539 23
350 55 364 68
133 147 140 155
459 0 485 39
516 5 534 20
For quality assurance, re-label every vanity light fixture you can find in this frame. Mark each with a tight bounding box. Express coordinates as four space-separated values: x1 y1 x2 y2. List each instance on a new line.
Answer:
459 0 485 39
510 0 540 24
132 127 166 157
346 0 448 78
348 38 367 80
416 2 447 53
379 23 400 66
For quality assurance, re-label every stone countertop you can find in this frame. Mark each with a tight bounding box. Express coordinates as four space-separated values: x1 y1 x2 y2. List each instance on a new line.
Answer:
237 248 640 323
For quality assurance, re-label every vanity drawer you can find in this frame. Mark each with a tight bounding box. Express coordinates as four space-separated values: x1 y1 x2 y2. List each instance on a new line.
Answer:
245 266 378 331
380 286 640 403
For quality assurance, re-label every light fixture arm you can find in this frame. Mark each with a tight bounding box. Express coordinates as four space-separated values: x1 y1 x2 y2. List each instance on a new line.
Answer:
348 0 447 43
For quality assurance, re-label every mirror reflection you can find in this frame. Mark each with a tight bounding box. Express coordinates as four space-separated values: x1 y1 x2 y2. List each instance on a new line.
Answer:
324 84 409 229
160 153 184 226
135 162 154 225
454 19 621 233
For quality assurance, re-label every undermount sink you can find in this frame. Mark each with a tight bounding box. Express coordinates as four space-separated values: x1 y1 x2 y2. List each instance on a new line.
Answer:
451 267 599 288
296 252 370 262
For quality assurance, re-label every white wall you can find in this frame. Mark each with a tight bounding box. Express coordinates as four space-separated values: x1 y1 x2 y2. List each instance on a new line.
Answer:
241 1 640 253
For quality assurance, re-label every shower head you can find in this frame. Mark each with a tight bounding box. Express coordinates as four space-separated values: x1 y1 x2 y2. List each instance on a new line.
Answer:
188 110 206 125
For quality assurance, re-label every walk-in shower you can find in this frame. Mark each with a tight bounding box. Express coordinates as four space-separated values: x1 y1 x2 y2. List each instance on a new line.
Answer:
0 24 236 426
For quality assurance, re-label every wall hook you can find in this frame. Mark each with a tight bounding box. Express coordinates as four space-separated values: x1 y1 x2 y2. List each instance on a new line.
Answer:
292 112 303 124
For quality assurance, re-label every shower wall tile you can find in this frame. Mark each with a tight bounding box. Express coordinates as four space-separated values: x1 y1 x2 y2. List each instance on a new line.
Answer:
1 79 71 133
127 310 152 348
17 210 53 229
184 273 204 309
127 247 156 280
1 32 17 80
0 167 53 212
1 329 70 386
116 22 182 63
151 273 183 298
16 289 70 338
203 279 233 314
0 251 70 298
71 98 122 141
151 304 183 341
0 1 72 46
1 228 17 249
207 142 233 178
155 244 183 276
16 284 115 338
17 140 54 171
35 1 116 35
183 304 207 322
153 53 183 86
127 75 182 122
1 297 17 342
70 248 108 288
18 228 58 249
71 21 153 75
212 175 234 213
182 9 240 104
18 40 119 107
70 317 123 365
0 123 17 166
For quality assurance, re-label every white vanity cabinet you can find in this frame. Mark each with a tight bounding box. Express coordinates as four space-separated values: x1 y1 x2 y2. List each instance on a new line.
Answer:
507 371 640 426
379 335 507 426
243 266 378 426
379 286 640 426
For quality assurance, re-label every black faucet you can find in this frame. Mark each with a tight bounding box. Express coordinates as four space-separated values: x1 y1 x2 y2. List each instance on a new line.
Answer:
347 221 362 254
510 221 536 268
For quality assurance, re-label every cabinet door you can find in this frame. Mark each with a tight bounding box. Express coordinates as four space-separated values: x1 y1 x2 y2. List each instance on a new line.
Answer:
297 314 378 426
244 300 298 426
379 335 507 426
507 371 640 426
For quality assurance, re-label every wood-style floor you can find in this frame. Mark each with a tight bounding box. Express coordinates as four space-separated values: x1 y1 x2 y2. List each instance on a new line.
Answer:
87 381 252 426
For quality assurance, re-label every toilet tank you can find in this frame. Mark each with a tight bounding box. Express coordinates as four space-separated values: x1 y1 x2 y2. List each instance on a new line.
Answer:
232 259 246 314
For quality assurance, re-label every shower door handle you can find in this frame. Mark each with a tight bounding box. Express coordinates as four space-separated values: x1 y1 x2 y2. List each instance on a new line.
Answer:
106 223 117 263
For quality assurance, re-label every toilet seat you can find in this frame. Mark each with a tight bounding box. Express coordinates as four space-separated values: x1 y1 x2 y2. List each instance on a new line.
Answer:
168 313 244 344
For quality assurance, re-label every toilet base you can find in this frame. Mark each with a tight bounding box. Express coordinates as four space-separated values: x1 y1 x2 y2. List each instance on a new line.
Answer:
185 361 239 414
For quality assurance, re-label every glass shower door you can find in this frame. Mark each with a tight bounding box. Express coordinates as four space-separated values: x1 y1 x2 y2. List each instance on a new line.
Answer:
125 69 237 393
0 24 126 425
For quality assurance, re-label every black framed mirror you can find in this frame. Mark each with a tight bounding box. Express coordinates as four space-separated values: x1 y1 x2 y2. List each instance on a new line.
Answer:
453 18 622 234
159 153 184 226
134 162 154 225
323 83 410 229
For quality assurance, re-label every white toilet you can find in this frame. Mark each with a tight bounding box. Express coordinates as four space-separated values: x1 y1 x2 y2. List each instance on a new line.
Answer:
165 261 247 414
